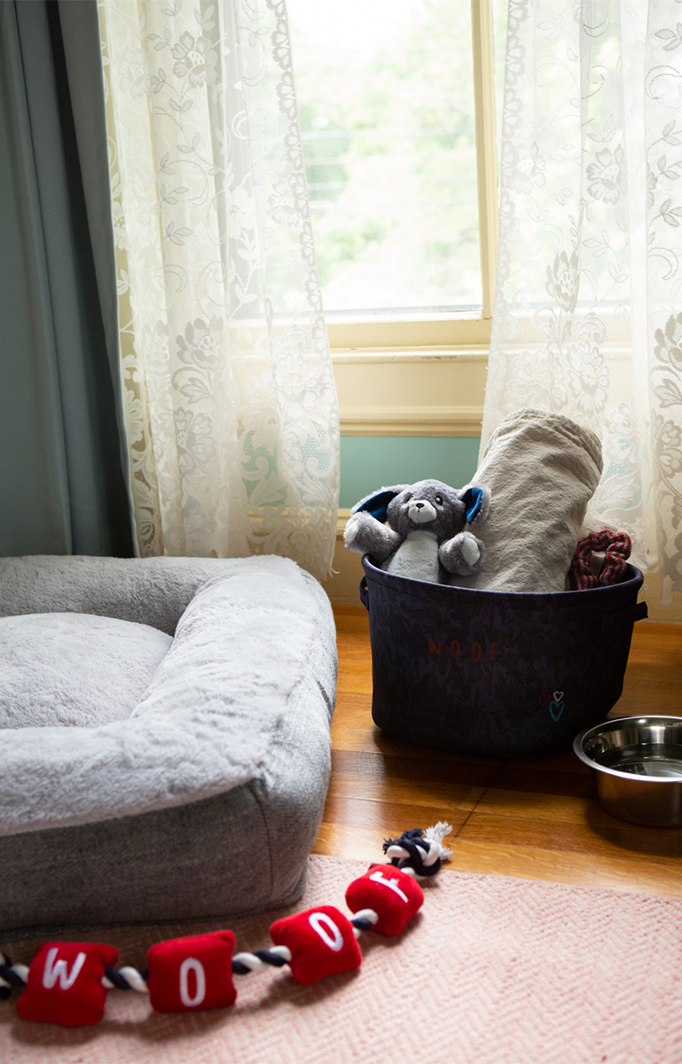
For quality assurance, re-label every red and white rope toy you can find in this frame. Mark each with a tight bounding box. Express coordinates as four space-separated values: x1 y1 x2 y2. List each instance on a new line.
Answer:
0 822 452 1027
568 530 632 591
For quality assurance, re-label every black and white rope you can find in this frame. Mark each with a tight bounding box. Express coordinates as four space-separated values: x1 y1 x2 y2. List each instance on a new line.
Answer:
101 951 297 986
383 821 452 878
0 954 29 999
231 947 292 975
350 909 379 934
102 967 149 992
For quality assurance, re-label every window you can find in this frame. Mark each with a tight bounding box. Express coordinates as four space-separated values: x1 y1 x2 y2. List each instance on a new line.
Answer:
287 0 504 353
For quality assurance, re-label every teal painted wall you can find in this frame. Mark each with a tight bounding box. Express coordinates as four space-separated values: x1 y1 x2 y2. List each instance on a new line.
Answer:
339 436 481 508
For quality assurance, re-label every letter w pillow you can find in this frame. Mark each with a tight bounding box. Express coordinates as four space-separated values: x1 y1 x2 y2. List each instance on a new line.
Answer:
17 942 119 1027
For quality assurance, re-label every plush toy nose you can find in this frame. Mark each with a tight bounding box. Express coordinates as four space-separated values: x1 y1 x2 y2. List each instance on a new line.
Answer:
407 499 437 524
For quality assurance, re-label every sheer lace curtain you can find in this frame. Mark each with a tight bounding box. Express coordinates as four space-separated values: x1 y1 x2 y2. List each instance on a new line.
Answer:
483 0 682 602
97 0 339 581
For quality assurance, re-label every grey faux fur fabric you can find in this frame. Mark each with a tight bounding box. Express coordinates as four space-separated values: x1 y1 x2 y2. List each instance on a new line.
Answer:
0 612 172 728
452 409 603 593
0 555 229 635
0 555 326 836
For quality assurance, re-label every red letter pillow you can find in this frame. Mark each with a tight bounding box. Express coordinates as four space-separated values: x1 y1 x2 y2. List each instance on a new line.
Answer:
345 864 424 935
17 942 119 1027
146 931 237 1013
270 905 362 985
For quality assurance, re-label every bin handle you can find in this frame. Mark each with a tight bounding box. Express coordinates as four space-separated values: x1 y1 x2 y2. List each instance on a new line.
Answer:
602 600 648 632
359 576 369 612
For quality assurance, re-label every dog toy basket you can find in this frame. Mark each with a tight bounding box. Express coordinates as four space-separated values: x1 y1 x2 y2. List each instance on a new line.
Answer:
360 556 648 759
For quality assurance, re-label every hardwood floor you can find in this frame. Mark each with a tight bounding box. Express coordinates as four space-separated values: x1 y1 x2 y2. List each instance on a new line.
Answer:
313 608 682 898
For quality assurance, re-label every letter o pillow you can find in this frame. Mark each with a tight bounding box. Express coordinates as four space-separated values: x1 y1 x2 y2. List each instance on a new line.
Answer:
270 905 362 984
146 931 237 1013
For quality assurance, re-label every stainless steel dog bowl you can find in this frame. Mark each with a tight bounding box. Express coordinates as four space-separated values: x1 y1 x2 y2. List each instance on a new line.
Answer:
574 716 682 827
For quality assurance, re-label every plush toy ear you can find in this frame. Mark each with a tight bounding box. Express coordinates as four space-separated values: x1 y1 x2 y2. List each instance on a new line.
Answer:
352 486 409 524
460 486 485 525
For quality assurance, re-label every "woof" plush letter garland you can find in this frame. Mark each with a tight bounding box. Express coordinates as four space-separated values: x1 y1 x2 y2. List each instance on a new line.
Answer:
0 823 452 1027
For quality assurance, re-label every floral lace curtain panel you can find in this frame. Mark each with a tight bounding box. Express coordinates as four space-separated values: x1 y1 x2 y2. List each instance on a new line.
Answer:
483 0 682 602
97 0 339 581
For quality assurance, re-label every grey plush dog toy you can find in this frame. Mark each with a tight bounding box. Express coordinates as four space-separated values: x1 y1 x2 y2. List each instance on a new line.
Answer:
343 479 491 584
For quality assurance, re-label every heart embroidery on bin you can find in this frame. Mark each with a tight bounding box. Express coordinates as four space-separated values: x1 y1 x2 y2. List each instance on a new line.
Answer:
549 691 564 722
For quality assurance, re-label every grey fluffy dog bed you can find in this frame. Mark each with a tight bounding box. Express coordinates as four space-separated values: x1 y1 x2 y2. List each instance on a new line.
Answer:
0 554 337 939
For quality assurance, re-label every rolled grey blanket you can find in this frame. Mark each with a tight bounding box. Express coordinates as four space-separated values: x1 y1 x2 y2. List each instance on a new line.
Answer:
451 409 603 593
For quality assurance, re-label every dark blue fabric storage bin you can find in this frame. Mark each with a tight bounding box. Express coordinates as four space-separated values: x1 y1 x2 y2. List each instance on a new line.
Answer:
360 557 648 759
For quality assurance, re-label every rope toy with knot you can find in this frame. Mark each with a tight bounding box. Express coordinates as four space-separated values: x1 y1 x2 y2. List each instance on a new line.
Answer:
2 822 452 1025
383 821 452 877
568 530 631 590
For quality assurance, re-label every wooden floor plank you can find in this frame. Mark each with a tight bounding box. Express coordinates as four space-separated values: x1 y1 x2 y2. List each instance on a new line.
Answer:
322 795 473 834
476 788 596 823
328 770 486 810
331 748 498 785
445 839 682 898
488 766 592 797
312 823 390 864
318 608 682 897
459 810 682 863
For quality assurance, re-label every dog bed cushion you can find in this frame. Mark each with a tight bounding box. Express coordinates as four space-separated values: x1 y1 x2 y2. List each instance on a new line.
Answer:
0 554 337 936
0 613 172 728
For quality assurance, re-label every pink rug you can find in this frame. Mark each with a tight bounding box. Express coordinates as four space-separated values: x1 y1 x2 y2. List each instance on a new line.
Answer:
2 855 681 1064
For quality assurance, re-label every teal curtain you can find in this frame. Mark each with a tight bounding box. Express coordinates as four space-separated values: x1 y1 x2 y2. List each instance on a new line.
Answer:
0 0 133 557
